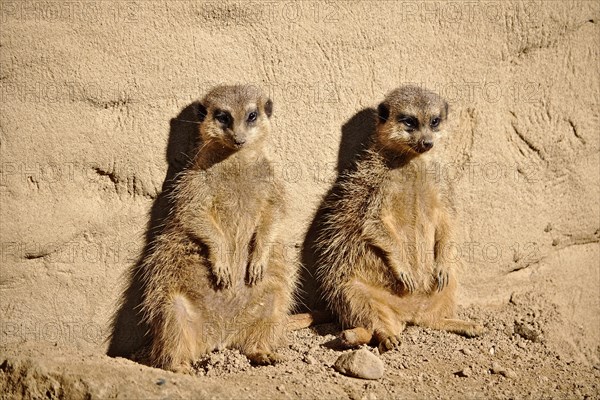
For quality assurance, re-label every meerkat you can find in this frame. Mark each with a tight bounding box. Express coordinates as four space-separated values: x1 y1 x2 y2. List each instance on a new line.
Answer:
315 86 484 351
140 85 297 372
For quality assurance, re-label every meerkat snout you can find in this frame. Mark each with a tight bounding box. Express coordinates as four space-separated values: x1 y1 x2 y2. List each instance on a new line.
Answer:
417 138 434 153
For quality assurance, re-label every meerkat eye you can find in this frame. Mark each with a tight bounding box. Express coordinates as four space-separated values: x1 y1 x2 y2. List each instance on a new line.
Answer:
214 111 231 125
430 117 441 128
398 115 418 131
247 111 258 123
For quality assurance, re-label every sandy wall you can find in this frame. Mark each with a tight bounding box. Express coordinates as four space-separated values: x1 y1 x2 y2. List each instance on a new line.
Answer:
0 1 598 364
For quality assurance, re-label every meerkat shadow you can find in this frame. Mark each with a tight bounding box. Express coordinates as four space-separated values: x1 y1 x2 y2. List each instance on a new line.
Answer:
106 102 200 358
299 108 376 313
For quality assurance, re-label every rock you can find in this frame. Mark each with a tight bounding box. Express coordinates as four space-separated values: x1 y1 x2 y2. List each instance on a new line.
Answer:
303 355 316 365
455 367 472 377
514 322 542 342
334 349 384 380
503 368 518 379
491 362 518 379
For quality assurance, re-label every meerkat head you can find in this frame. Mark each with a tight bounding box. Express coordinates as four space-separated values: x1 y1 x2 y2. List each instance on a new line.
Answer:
196 85 273 150
376 86 449 156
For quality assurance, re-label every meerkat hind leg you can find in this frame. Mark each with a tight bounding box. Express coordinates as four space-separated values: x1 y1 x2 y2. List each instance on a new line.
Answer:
339 279 408 351
234 306 288 365
152 293 200 373
239 319 285 366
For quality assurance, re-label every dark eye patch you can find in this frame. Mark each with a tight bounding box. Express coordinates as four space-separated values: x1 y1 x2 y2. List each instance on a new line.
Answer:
377 103 390 123
398 114 418 130
214 110 232 126
197 103 207 122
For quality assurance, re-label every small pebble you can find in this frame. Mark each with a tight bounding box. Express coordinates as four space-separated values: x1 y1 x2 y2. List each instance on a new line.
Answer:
276 385 285 392
303 355 316 365
289 343 301 352
455 367 472 378
503 369 518 379
460 348 472 356
156 378 166 386
361 392 377 400
491 362 518 379
514 322 541 342
334 348 384 380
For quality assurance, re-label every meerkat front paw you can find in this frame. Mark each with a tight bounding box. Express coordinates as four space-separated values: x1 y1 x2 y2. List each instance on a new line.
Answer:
434 264 450 292
246 257 266 285
212 261 233 289
394 270 417 293
378 334 402 353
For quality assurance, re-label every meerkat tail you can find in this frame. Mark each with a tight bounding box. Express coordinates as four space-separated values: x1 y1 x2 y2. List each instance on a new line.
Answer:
286 310 332 331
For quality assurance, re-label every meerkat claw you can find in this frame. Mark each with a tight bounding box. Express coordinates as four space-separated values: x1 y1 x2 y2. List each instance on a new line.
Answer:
246 259 265 286
397 271 416 293
247 352 284 366
212 263 232 289
436 270 449 292
378 334 401 353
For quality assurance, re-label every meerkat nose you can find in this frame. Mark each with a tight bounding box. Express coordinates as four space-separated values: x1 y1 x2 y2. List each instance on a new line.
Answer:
420 139 434 151
234 138 246 145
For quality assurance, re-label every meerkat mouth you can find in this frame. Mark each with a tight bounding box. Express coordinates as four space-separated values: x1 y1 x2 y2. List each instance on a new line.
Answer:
413 145 431 154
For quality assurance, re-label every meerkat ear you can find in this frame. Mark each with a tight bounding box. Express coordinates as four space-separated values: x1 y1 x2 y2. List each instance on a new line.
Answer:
197 103 207 122
264 99 273 118
377 103 389 123
444 101 449 118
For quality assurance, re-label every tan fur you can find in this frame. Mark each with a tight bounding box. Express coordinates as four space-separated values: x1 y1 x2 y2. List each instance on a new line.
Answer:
140 85 297 372
315 86 483 351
